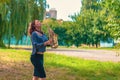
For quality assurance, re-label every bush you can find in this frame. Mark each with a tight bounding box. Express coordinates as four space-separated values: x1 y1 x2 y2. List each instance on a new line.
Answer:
114 43 120 49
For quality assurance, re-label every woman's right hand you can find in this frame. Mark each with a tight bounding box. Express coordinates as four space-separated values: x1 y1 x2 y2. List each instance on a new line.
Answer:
44 39 52 46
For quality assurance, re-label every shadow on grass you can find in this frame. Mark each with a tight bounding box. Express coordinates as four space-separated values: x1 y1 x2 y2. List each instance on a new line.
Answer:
0 61 33 80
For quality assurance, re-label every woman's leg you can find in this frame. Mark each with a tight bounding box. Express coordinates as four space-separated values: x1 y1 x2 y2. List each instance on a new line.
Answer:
40 78 46 80
32 76 39 80
31 54 46 80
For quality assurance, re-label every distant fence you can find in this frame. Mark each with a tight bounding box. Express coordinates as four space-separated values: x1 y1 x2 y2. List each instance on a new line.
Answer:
3 35 31 46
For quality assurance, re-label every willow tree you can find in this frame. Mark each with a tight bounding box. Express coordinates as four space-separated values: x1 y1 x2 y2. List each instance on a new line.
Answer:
0 1 10 47
0 0 46 47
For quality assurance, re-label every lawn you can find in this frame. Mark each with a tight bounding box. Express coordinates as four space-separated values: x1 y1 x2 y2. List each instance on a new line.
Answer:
0 48 120 80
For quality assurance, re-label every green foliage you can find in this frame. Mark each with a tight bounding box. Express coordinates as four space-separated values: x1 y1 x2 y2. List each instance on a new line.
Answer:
0 0 46 47
42 0 120 47
70 0 120 47
42 19 69 46
114 43 120 49
101 0 120 39
1 0 120 48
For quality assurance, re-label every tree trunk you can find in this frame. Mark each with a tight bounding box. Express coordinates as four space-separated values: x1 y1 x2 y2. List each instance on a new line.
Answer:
0 14 5 47
95 43 98 48
95 40 99 48
0 37 6 48
8 36 11 48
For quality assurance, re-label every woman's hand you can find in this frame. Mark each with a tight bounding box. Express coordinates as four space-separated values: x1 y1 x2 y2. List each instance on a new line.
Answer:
44 39 52 46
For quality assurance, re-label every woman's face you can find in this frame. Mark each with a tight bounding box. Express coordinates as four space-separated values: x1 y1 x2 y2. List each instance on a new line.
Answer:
35 20 42 30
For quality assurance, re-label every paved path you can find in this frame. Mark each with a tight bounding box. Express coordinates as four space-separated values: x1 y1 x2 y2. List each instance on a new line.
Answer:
17 47 120 62
46 48 120 62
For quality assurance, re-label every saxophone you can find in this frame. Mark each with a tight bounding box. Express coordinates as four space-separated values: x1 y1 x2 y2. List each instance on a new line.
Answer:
48 26 58 48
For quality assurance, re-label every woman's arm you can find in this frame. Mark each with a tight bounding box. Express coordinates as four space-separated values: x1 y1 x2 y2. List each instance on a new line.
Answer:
31 32 51 48
31 32 44 48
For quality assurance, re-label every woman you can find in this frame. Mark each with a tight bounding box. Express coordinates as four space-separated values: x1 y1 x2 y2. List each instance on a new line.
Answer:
28 20 51 80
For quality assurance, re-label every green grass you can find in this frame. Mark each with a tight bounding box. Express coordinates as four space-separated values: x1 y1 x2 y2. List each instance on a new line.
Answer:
0 48 120 80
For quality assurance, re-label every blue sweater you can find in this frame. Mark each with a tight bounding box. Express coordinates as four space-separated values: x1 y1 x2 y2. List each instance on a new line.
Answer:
31 31 48 55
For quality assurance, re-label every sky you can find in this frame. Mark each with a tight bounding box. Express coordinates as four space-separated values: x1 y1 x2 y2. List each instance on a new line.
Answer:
46 0 82 21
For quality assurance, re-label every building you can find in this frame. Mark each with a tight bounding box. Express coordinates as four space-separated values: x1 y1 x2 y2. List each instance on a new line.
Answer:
45 8 57 19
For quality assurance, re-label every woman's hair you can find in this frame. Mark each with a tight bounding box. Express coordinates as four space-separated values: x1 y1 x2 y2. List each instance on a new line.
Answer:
28 20 43 35
28 20 36 35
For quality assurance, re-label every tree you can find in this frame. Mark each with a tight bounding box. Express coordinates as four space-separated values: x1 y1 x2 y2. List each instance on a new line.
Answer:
71 0 112 47
0 0 46 47
100 0 120 39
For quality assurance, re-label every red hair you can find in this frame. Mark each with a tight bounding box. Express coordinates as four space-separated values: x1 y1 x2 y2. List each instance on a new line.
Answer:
28 20 43 35
28 20 36 35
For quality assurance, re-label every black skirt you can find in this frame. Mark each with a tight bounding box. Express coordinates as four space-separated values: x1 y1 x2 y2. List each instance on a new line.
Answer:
30 54 46 78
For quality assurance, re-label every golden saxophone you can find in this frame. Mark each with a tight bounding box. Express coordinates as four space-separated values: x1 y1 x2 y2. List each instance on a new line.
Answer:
47 25 58 48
